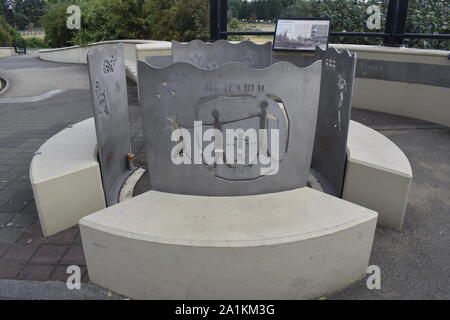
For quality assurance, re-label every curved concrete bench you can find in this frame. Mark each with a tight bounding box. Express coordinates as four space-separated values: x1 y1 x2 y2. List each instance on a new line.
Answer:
30 117 411 238
30 118 106 237
80 187 377 300
344 120 413 231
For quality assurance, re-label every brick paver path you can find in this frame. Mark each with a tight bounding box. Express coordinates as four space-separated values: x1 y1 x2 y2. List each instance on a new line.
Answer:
0 54 144 282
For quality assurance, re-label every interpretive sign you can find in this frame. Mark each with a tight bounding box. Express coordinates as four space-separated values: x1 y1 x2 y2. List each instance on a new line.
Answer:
273 18 330 52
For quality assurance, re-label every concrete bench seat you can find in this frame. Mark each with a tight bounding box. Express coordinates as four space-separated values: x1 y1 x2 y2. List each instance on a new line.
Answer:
29 117 411 240
344 120 413 231
80 187 377 299
30 118 106 237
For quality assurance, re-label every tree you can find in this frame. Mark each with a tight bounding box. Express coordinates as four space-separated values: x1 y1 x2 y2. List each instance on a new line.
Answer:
0 15 23 46
144 0 209 41
2 0 46 30
40 0 449 50
42 0 79 47
405 0 449 50
42 0 210 47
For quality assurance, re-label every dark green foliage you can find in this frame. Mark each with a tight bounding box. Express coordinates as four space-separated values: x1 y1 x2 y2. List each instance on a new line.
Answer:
144 0 210 42
42 0 210 47
2 0 46 30
0 15 23 47
24 36 49 48
228 0 449 50
41 0 80 47
34 0 450 50
404 0 449 50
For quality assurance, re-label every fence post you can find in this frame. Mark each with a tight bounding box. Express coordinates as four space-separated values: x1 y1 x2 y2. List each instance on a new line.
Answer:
219 0 228 39
210 0 219 41
384 0 409 47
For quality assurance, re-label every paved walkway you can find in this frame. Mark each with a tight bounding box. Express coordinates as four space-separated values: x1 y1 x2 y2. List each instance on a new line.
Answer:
0 54 145 288
0 53 448 299
0 52 89 99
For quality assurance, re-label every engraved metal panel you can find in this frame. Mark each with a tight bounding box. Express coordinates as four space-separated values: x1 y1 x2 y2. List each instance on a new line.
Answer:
172 40 273 69
138 61 322 196
87 44 133 205
145 55 173 69
274 47 357 196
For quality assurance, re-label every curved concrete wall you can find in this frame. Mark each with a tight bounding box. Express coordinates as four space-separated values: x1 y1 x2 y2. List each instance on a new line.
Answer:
0 47 16 58
39 40 149 64
40 41 450 127
136 42 172 60
39 40 170 82
330 44 450 127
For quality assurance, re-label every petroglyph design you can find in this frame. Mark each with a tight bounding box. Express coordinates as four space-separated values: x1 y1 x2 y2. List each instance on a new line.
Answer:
336 74 348 132
94 81 110 118
103 55 117 74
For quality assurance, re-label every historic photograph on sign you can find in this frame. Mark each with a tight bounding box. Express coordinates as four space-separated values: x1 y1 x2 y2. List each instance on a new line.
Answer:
273 18 330 51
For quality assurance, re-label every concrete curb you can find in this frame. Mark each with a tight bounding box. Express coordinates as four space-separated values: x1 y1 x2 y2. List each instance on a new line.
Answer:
119 167 146 202
0 89 65 103
0 279 125 300
0 76 10 96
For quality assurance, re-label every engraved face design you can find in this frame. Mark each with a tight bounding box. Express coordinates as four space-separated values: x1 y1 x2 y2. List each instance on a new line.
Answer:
165 94 289 182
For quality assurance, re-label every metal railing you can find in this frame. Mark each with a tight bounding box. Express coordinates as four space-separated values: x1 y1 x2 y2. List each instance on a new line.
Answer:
14 40 27 55
210 0 450 46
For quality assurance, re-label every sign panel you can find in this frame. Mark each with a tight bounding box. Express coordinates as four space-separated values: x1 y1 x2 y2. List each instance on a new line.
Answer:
138 60 322 196
172 40 273 69
273 18 330 52
87 44 133 205
274 47 356 196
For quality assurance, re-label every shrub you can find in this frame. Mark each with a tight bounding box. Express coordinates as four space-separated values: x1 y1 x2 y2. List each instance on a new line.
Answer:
0 25 13 47
42 0 210 48
25 36 49 48
0 15 23 47
42 0 80 48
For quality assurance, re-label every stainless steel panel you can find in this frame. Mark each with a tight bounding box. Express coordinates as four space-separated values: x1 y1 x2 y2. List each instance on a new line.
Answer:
274 47 357 196
87 44 133 205
172 40 272 69
138 60 322 196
